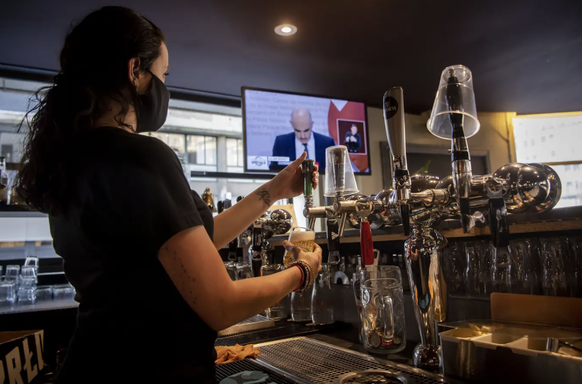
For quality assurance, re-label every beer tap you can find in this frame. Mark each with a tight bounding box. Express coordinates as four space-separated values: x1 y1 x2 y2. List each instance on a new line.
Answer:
383 87 411 235
445 68 473 233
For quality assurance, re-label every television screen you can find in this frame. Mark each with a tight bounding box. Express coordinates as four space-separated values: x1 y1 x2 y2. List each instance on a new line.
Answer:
242 87 371 175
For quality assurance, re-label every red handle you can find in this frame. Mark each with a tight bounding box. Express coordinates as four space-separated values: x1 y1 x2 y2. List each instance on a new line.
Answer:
360 220 374 266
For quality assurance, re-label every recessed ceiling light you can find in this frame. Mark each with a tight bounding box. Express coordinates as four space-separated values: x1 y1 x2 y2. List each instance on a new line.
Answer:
274 24 297 36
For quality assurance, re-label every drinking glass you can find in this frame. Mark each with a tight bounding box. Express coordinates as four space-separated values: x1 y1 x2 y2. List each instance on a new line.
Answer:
291 284 313 322
568 236 582 297
53 284 75 300
5 265 20 283
311 264 334 325
464 241 482 296
0 281 16 307
361 272 406 354
539 237 571 297
441 242 465 294
284 227 315 267
509 238 540 295
476 240 493 295
491 245 515 293
261 263 288 320
36 285 54 301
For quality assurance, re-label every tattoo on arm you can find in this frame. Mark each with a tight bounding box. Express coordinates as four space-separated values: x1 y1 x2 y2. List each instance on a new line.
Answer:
255 186 271 207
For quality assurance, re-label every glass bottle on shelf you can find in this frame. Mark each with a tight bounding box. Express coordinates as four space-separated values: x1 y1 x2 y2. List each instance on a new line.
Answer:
311 264 334 325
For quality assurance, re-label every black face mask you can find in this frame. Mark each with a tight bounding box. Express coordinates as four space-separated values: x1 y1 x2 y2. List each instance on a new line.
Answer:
136 71 170 133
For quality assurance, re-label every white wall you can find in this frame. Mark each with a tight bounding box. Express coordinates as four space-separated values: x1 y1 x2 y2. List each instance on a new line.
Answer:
357 106 515 195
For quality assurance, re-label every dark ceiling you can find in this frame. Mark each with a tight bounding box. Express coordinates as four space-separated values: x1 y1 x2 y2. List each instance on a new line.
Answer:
1 0 581 114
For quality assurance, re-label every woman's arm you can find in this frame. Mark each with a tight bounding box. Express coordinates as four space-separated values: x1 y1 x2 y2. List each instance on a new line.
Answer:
212 152 318 250
159 225 322 331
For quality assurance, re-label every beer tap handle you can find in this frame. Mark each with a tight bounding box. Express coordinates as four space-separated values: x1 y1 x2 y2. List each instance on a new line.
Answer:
400 204 411 236
383 87 411 235
360 220 374 266
486 179 510 247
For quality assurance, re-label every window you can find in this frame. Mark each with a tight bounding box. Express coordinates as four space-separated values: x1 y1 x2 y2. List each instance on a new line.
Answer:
186 135 217 166
0 75 269 205
226 138 244 171
513 113 582 208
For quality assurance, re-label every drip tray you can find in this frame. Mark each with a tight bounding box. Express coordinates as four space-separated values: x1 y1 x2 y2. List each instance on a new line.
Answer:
218 315 275 337
253 337 447 384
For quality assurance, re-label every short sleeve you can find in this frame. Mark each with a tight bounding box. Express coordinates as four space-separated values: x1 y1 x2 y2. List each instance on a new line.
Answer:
80 139 205 256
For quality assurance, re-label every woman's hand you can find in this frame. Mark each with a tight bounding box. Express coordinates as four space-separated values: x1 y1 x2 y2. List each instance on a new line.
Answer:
283 240 323 274
268 152 319 201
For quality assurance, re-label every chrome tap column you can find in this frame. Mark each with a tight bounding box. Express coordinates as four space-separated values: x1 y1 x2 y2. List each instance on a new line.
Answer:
383 87 445 371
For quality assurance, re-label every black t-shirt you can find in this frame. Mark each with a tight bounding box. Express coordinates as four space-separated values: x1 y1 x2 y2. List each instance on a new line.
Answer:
51 127 217 384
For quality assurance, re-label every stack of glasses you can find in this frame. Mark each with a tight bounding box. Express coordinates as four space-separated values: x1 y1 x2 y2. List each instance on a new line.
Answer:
440 235 582 298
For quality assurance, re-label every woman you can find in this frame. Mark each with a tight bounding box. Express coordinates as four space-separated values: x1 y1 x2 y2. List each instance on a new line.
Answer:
17 6 322 384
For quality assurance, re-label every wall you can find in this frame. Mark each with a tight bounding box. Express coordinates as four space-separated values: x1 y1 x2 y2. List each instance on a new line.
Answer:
357 107 516 195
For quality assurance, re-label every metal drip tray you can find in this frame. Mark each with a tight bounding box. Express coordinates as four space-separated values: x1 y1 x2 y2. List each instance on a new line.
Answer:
254 337 446 384
218 315 275 337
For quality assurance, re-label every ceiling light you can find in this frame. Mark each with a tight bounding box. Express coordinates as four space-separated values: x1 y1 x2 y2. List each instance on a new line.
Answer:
274 24 297 36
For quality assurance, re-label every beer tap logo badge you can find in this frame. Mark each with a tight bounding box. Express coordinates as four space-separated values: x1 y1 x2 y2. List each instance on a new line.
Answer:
384 96 398 119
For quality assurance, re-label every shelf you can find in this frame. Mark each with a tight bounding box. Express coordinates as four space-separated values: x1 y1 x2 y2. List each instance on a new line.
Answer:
0 211 47 218
269 206 582 245
0 298 78 315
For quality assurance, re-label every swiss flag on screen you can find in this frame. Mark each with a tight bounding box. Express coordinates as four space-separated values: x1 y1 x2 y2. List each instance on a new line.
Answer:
327 100 369 173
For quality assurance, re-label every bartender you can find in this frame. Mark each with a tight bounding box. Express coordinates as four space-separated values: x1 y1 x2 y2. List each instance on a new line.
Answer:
15 6 321 384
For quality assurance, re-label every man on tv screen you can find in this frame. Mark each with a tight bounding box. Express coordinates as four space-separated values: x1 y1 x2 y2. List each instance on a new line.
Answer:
269 108 335 172
344 123 362 153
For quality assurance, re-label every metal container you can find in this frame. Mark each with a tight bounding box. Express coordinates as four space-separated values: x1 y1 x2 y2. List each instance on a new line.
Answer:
440 324 582 384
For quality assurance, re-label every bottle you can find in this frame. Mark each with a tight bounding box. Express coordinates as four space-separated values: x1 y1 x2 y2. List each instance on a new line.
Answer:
311 264 334 325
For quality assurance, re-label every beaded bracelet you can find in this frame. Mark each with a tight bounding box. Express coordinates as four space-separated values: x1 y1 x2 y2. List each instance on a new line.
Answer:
290 264 305 292
289 260 315 292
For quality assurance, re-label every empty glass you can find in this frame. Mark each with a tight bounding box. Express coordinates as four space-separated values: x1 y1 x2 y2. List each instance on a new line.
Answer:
261 263 288 320
426 64 480 140
442 242 465 295
311 264 334 325
464 241 482 296
324 145 359 197
36 285 54 301
17 265 38 305
539 237 570 297
5 265 20 283
491 245 515 293
568 236 582 297
291 284 313 322
509 238 541 295
24 256 40 270
476 240 493 296
53 284 75 300
0 281 16 307
361 271 406 354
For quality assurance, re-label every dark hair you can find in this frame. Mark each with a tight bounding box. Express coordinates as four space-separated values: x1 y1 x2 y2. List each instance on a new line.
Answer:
16 6 165 215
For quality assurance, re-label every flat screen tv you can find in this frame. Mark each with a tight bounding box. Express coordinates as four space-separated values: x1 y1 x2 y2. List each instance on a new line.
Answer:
242 87 371 175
